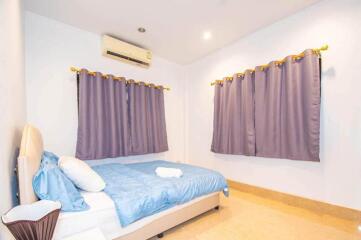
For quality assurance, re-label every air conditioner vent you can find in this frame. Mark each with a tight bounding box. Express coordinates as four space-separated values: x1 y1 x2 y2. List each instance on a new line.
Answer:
106 51 150 67
102 35 152 68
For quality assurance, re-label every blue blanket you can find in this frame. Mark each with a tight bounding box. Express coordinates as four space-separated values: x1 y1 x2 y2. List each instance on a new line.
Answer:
127 161 229 203
92 161 228 227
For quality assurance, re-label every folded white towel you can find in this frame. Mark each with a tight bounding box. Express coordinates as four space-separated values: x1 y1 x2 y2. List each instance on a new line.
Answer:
155 167 183 178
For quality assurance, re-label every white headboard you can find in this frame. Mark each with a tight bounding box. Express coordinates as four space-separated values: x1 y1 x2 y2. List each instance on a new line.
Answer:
17 124 43 204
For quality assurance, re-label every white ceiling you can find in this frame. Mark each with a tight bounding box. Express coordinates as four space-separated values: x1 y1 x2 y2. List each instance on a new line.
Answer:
24 0 321 65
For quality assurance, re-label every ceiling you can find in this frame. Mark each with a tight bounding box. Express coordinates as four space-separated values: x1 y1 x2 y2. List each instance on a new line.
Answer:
24 0 321 65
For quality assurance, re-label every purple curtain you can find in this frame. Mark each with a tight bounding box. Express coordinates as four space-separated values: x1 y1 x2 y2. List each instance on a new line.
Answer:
76 70 130 160
211 73 256 155
128 82 168 154
255 49 320 161
76 70 168 160
212 49 321 161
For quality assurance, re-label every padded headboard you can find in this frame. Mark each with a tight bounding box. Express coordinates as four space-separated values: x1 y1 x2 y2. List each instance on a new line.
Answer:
18 124 43 204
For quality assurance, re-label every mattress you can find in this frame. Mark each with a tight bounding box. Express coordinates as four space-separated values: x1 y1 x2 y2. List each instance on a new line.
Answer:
53 191 218 239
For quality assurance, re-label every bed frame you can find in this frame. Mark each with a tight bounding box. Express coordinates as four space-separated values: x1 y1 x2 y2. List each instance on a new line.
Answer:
17 124 220 240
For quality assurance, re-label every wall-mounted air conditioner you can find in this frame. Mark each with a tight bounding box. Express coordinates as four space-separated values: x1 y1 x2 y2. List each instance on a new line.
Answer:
102 35 152 68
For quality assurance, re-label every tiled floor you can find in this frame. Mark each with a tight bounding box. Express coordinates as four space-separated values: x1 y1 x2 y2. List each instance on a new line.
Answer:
150 188 361 240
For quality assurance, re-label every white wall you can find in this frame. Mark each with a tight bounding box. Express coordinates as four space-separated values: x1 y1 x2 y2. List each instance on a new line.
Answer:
25 12 186 163
24 0 361 210
185 0 361 210
0 0 26 239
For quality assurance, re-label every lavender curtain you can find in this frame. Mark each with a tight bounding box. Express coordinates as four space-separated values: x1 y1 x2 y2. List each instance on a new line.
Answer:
255 49 320 161
211 73 256 155
76 70 130 160
212 49 321 161
128 82 168 154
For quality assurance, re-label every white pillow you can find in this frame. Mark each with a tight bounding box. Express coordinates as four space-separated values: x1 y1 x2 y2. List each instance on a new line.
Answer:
58 156 105 192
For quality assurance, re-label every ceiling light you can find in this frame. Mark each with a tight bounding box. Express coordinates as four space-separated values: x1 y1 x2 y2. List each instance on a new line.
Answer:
138 27 146 33
358 225 361 231
203 31 212 40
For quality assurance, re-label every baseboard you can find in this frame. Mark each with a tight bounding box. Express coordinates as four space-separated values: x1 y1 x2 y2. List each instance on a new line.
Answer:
228 179 361 222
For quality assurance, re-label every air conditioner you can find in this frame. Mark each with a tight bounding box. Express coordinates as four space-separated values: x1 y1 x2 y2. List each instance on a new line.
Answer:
102 35 152 68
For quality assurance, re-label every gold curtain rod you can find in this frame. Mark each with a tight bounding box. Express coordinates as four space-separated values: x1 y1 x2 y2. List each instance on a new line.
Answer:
70 67 171 91
210 44 329 86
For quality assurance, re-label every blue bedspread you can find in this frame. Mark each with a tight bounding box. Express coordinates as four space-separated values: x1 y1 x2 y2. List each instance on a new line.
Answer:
126 161 229 203
92 161 228 227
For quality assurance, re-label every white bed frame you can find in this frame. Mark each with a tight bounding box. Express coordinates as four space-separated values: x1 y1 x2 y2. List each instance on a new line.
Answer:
17 124 220 240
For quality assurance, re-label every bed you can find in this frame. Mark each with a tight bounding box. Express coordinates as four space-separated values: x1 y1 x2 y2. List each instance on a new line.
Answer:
17 124 225 240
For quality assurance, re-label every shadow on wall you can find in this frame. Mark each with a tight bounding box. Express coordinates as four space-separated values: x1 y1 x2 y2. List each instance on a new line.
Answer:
0 128 23 240
322 66 335 79
11 147 20 207
319 66 335 162
10 129 22 208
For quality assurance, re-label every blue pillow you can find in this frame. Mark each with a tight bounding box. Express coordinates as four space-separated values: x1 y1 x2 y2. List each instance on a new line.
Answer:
33 151 89 212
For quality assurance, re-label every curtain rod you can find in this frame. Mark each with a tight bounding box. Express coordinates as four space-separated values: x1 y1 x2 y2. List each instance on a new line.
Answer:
210 44 329 86
70 67 171 91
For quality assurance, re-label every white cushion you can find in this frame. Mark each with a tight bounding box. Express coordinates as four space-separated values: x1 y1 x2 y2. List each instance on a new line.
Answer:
58 156 105 192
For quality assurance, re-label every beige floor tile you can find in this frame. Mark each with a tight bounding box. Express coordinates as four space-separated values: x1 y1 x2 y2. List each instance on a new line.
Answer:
149 188 360 240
